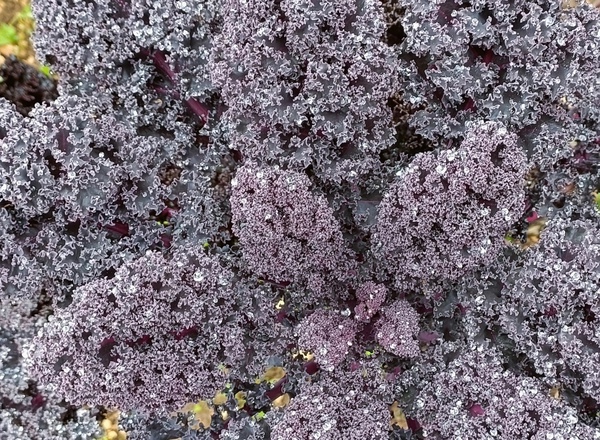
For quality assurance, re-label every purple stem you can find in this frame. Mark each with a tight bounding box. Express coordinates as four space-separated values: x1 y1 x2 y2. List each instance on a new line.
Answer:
103 222 129 237
186 98 209 122
152 51 176 82
148 52 209 122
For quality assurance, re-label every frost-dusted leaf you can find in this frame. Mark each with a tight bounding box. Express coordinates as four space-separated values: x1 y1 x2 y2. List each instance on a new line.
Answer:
373 121 527 289
28 248 263 413
231 163 356 298
297 309 358 371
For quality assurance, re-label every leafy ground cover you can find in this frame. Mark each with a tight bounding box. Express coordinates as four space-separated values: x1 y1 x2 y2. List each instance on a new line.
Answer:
0 1 600 439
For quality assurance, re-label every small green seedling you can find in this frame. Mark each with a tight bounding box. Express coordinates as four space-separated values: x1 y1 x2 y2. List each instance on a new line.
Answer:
252 410 266 421
39 65 52 78
0 24 19 46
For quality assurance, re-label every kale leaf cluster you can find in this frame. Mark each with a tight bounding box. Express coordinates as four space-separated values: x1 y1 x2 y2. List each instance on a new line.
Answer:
0 0 599 438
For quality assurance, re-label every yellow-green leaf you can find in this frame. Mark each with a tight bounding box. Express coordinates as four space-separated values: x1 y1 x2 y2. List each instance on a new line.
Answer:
253 411 266 421
16 5 34 21
0 24 19 46
39 65 52 78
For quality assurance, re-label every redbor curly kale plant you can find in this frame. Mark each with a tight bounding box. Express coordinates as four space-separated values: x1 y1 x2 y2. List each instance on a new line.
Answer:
0 0 599 439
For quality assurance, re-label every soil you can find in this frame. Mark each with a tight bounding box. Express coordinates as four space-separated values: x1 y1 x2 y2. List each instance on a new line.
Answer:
0 55 58 115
